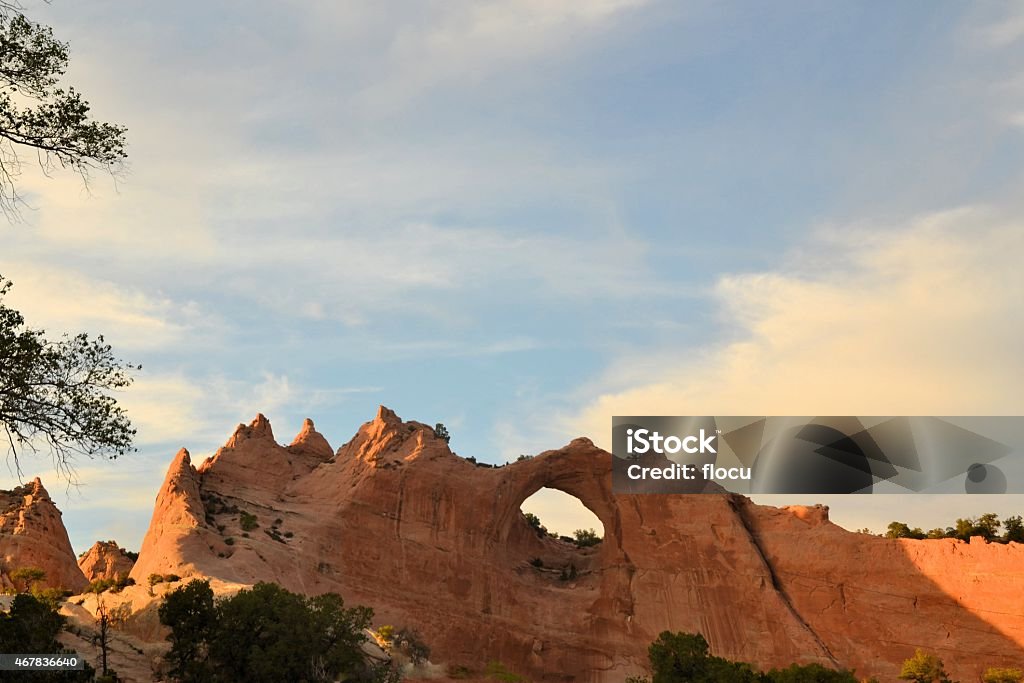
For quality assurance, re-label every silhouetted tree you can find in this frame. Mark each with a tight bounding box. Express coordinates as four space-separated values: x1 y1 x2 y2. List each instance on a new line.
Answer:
0 2 126 217
573 528 602 548
1 274 138 476
1004 516 1024 543
434 423 451 443
886 522 926 540
975 513 1001 540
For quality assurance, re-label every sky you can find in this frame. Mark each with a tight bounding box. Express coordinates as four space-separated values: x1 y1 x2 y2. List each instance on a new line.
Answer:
1 0 1023 553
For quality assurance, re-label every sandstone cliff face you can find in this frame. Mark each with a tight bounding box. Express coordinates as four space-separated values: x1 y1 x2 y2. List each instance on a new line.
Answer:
130 408 1024 682
0 478 87 592
77 540 137 582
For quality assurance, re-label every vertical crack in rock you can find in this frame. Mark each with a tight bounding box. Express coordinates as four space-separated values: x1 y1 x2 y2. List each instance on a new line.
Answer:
731 496 841 668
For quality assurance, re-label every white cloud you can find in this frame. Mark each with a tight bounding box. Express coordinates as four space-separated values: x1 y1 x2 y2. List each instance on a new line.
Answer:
570 206 1024 448
0 264 214 351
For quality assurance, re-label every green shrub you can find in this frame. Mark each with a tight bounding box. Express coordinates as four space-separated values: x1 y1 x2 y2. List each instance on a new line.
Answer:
10 566 46 591
86 573 135 594
984 668 1024 683
573 528 602 548
239 511 259 531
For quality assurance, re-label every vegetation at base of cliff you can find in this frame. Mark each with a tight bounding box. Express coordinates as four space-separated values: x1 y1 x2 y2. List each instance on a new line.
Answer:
898 648 952 682
159 579 391 683
983 668 1024 683
628 631 870 683
630 632 1021 683
880 513 1023 543
0 593 96 681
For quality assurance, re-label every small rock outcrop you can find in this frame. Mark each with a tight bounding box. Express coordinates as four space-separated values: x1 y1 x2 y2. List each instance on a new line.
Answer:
0 478 87 592
77 540 137 582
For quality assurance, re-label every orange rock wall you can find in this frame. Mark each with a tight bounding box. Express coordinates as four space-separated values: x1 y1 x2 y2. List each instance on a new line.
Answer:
129 408 1024 681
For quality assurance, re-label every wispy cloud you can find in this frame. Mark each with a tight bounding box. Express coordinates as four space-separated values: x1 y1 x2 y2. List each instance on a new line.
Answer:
0 263 218 351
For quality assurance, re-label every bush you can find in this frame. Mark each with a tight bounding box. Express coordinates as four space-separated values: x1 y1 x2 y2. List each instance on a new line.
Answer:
34 587 73 609
10 565 46 591
523 512 546 536
573 528 602 548
434 423 451 443
239 511 259 531
985 668 1024 683
899 649 952 682
87 573 135 594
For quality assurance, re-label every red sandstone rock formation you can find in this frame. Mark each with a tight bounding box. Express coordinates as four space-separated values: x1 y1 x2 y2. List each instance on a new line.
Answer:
129 407 1024 682
77 540 137 582
0 478 87 592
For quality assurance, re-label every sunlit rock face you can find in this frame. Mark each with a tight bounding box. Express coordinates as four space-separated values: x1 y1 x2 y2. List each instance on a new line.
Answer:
77 540 136 582
1 478 87 593
129 407 1024 682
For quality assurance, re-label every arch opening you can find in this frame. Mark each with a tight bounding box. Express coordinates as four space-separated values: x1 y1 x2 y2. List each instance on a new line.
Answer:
520 488 605 543
517 488 605 585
